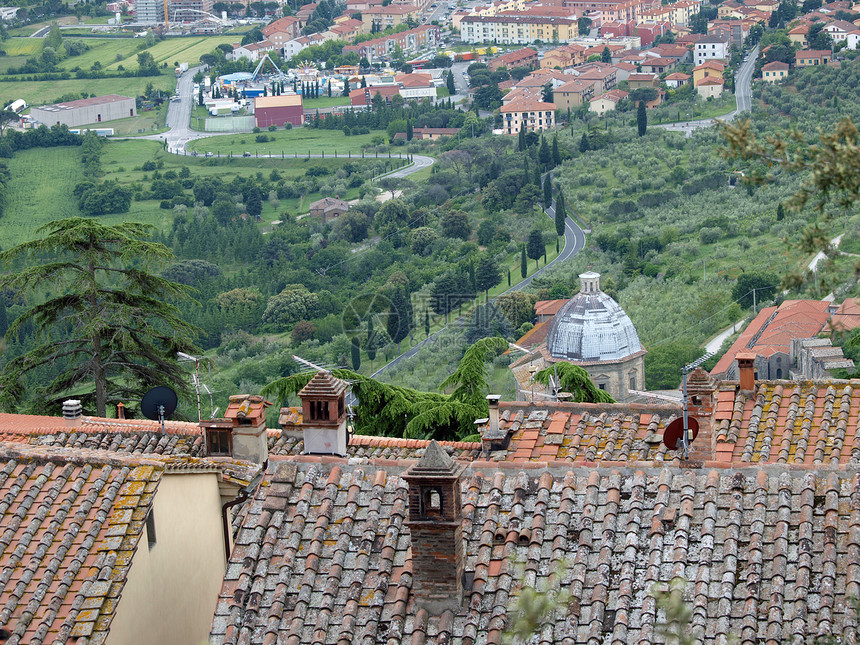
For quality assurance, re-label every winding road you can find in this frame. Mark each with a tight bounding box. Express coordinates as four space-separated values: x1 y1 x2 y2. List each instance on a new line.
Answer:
658 45 759 136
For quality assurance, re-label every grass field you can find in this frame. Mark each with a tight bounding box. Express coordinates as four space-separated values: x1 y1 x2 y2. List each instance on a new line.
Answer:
2 39 43 56
0 74 176 105
302 96 350 108
0 56 30 74
188 128 386 155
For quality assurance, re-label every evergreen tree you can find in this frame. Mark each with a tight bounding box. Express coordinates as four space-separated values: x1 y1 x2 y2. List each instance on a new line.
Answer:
366 316 376 366
532 162 542 187
342 79 350 96
520 244 528 279
552 135 561 166
0 218 197 416
637 100 647 137
446 70 455 95
579 131 589 152
543 173 552 208
387 287 411 347
198 86 204 106
246 186 263 218
538 135 551 168
527 229 544 269
507 268 511 287
555 188 566 236
328 80 332 97
351 337 361 370
475 255 502 301
360 76 367 88
777 203 785 220
406 120 413 140
424 309 430 337
601 46 611 63
0 299 6 337
518 126 526 151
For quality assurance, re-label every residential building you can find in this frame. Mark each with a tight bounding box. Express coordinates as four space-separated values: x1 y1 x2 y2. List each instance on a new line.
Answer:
559 0 659 24
627 71 657 87
696 75 724 97
359 5 420 34
694 34 729 65
830 297 860 332
231 39 278 62
639 56 676 72
795 49 832 66
325 17 362 41
761 60 789 81
576 62 618 91
395 72 437 99
309 197 350 222
135 0 160 24
487 47 539 71
692 59 724 84
262 15 302 45
637 0 701 27
823 18 857 43
711 299 834 380
590 87 628 113
552 77 598 108
664 71 691 87
255 94 303 128
349 84 401 107
540 43 588 68
343 25 440 63
708 18 750 48
499 96 557 134
460 14 578 44
413 126 461 139
846 30 860 49
790 337 855 379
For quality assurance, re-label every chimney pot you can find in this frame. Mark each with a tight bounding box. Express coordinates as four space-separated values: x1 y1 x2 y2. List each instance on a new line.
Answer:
736 352 757 393
62 399 82 426
116 402 125 419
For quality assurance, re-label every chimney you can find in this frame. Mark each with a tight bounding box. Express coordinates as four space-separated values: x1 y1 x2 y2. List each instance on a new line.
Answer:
736 352 757 393
298 371 349 456
116 402 126 420
204 394 273 462
480 394 510 453
402 440 465 614
63 399 82 427
685 367 716 415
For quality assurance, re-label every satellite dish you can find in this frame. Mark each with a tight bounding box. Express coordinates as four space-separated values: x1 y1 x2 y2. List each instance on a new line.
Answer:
663 416 699 451
141 386 178 434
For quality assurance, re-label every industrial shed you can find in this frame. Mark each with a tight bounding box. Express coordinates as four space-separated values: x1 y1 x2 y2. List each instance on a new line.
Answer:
30 94 136 128
254 94 303 128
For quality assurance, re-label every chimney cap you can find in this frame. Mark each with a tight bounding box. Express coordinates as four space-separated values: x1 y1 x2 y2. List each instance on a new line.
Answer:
298 370 348 398
403 440 464 479
486 394 501 405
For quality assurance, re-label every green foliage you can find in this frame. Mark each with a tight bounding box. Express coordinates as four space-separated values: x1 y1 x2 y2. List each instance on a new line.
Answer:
732 271 779 309
637 100 647 137
533 363 615 403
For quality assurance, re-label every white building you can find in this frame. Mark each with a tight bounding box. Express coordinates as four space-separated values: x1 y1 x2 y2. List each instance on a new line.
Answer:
694 34 729 66
135 0 160 24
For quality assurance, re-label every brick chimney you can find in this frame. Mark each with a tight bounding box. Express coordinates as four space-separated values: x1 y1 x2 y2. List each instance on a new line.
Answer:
736 352 757 393
402 440 465 614
685 367 716 416
298 371 348 456
480 394 511 453
201 395 272 462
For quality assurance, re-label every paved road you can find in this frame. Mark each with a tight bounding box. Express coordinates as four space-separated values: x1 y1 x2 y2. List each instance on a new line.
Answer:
658 45 759 136
371 176 587 378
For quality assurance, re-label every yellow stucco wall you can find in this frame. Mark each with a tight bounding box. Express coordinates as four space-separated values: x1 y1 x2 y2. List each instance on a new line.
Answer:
108 472 226 645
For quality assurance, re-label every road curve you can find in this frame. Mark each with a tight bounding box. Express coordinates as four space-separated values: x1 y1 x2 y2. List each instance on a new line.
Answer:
370 175 587 377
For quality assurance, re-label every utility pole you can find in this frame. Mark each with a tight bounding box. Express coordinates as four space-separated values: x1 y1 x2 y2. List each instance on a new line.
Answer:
753 288 757 314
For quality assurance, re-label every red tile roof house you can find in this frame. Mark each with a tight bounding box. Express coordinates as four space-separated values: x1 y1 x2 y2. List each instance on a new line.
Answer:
487 47 539 71
6 362 860 642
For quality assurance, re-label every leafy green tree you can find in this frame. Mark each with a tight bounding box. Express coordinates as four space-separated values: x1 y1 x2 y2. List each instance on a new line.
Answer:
496 291 536 328
807 21 833 50
262 284 321 327
579 131 589 153
475 255 502 300
732 271 779 309
441 210 471 240
474 83 502 110
0 218 197 417
245 186 263 218
521 244 528 278
526 229 544 268
601 46 611 63
637 100 647 137
541 82 553 103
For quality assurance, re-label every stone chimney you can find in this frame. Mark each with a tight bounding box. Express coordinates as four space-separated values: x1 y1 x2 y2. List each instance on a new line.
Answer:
63 399 82 427
201 394 272 462
402 440 466 614
685 367 716 416
298 371 348 456
480 394 510 453
736 352 757 393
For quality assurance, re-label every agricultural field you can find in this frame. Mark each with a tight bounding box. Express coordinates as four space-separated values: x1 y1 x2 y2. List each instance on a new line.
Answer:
188 128 385 156
0 74 176 105
302 96 350 109
2 38 43 56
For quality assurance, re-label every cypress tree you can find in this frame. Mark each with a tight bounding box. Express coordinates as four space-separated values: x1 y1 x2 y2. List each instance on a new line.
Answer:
407 120 413 140
555 188 566 236
538 135 551 168
328 80 332 97
424 309 430 337
507 268 511 286
0 299 6 336
342 79 350 96
533 162 542 187
579 131 589 152
520 245 527 279
637 100 647 137
351 338 361 370
552 134 561 166
543 173 552 208
777 203 785 221
518 126 526 151
446 70 455 95
366 316 376 366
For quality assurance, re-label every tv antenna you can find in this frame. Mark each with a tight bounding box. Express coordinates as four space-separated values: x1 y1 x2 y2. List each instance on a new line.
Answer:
178 351 210 423
665 351 714 458
141 386 178 435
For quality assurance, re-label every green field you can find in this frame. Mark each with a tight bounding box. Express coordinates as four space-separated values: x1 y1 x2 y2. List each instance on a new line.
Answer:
302 96 350 108
188 128 386 155
0 74 176 106
2 38 43 56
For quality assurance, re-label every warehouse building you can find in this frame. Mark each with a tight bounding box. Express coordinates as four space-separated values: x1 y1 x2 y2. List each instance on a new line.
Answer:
30 94 136 128
254 94 303 128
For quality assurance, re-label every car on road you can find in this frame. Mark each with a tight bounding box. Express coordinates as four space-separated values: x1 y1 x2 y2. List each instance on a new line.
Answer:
243 151 251 157
205 151 214 157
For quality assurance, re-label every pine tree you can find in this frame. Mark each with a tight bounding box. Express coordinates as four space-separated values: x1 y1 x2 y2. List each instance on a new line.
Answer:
520 244 528 279
555 188 566 236
543 173 552 208
351 338 361 370
637 100 647 137
446 69 455 95
527 229 544 269
0 218 197 416
552 134 561 166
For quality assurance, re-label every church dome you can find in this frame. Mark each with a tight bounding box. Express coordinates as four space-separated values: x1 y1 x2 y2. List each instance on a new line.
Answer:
545 272 642 362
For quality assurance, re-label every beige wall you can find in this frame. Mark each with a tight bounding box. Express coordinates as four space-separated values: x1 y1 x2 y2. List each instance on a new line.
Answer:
584 353 645 401
109 472 226 645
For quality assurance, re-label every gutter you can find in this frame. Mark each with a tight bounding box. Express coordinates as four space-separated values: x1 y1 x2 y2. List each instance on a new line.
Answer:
221 461 267 559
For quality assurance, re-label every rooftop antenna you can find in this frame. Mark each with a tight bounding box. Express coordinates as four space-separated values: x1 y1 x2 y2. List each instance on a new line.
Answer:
665 351 714 458
140 386 178 435
178 351 205 423
202 383 219 418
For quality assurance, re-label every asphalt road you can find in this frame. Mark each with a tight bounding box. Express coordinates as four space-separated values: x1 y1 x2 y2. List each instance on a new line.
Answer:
657 45 759 136
371 175 587 378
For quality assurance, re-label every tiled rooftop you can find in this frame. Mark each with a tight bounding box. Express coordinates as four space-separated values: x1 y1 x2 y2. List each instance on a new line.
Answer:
0 442 162 643
211 457 860 645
